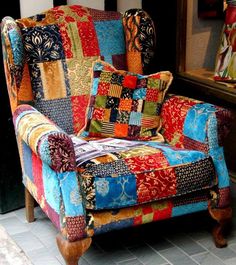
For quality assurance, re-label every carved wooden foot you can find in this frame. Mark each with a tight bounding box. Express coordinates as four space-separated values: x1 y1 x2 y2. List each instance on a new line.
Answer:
208 204 232 248
56 234 92 265
25 188 35 223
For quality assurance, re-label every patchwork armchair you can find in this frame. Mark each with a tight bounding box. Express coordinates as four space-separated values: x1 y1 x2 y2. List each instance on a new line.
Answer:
1 4 233 265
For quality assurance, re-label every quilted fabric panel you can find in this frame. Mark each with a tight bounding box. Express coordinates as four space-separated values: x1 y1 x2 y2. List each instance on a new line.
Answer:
90 190 209 235
78 142 216 210
80 60 173 140
15 5 127 134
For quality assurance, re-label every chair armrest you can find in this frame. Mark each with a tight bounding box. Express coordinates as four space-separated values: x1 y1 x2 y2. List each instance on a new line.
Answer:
13 104 76 172
14 105 89 240
161 94 233 151
161 94 233 208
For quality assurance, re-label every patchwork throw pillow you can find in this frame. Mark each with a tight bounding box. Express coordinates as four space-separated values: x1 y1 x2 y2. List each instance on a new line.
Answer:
80 60 173 140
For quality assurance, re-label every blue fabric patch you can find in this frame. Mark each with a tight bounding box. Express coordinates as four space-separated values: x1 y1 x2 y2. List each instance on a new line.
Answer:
94 20 125 56
39 138 52 166
9 28 24 65
143 141 206 166
172 201 208 217
42 163 60 214
183 103 216 143
133 88 146 100
129 112 142 125
103 54 113 65
95 174 137 209
94 218 133 235
22 142 33 181
58 171 85 216
91 77 99 95
209 147 229 188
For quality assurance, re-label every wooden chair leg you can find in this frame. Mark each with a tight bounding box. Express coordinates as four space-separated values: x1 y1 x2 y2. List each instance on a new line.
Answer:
25 188 35 223
56 234 92 265
208 204 232 248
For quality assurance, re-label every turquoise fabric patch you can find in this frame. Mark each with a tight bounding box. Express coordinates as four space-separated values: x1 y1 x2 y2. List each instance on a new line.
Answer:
91 77 99 95
58 171 85 216
133 88 147 100
42 163 60 214
172 201 208 217
143 142 206 166
209 147 229 188
94 20 125 56
95 174 137 209
9 28 24 65
184 103 216 143
39 138 52 166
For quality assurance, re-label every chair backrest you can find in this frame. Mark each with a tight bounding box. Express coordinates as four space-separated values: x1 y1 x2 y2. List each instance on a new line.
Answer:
1 5 155 134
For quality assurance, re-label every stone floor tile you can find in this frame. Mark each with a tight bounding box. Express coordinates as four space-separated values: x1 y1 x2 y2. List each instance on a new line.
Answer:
224 257 236 265
116 258 144 265
12 231 44 253
159 246 198 265
165 232 206 255
0 216 29 235
128 243 167 265
192 252 225 265
26 247 62 265
198 237 236 260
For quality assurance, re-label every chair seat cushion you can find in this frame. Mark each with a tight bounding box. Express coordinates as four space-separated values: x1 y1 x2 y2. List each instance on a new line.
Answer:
77 141 217 210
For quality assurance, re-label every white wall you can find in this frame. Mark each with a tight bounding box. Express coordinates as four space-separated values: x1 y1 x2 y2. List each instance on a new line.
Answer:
20 0 142 18
20 0 53 18
67 0 104 10
117 0 142 13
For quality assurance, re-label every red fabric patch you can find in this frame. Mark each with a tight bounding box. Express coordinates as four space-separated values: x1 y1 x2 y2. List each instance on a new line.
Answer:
44 201 60 230
218 187 231 208
66 216 86 241
77 19 100 57
133 215 142 226
123 75 137 89
183 136 209 153
59 23 73 59
98 82 110 95
125 152 169 174
153 201 173 221
92 108 105 120
146 89 159 101
161 96 197 147
137 168 177 203
71 95 90 134
32 152 43 200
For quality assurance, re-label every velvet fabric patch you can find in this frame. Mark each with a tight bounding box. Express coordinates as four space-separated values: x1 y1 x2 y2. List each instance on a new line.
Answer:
81 60 173 140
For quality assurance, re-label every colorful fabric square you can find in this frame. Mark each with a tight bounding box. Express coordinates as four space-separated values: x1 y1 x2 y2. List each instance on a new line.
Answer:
214 4 236 81
8 5 127 136
122 9 156 74
82 60 173 140
78 141 216 210
161 94 233 208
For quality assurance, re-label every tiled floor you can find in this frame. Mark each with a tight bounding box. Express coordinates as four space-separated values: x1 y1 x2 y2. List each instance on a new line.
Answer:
1 200 236 265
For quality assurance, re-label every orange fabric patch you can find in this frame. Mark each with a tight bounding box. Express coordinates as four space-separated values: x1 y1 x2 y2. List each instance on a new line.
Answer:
126 51 143 74
114 124 128 137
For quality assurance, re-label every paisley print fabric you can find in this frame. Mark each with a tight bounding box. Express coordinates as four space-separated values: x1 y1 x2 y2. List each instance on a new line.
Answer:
123 9 156 74
77 142 216 210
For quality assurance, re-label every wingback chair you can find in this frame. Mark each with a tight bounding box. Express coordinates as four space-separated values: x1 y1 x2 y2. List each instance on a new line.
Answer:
1 4 233 265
